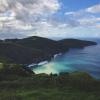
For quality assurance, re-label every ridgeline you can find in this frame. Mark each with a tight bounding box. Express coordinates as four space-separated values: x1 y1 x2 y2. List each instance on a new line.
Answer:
0 36 97 64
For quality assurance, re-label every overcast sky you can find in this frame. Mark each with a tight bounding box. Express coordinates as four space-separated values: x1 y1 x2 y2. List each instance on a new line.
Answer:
0 0 100 39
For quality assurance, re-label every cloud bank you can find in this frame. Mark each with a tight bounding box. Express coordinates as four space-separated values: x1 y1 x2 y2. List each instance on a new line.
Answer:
0 0 100 39
0 0 60 38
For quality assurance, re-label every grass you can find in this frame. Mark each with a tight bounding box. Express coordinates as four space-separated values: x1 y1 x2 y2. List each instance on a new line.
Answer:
0 63 3 69
0 78 100 100
0 64 100 100
0 86 100 100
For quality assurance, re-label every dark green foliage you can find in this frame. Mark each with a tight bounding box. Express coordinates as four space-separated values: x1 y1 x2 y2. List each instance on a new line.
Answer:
0 36 97 64
0 41 51 64
59 39 97 48
0 64 100 100
5 36 68 55
0 63 34 81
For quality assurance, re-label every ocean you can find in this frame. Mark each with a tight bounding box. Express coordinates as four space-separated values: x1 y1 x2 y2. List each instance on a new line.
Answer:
32 38 100 79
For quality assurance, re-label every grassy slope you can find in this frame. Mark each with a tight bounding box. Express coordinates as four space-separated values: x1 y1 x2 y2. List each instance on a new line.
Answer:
0 78 100 100
0 64 100 100
0 86 99 100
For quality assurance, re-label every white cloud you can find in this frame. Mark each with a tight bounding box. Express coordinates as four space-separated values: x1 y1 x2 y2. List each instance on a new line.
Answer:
0 0 60 14
65 12 75 15
96 24 100 28
0 0 60 26
0 0 61 38
78 17 100 27
0 1 100 39
86 4 100 13
65 4 100 29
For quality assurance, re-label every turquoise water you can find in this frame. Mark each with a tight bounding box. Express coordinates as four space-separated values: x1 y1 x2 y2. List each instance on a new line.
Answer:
32 38 100 79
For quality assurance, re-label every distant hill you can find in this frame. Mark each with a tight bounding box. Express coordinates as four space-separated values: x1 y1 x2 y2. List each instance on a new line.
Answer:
0 36 97 64
5 36 68 54
59 39 97 48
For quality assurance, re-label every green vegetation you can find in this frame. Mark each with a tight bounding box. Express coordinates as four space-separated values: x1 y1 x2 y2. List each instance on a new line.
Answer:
0 63 100 100
59 39 97 48
0 36 98 100
0 36 97 64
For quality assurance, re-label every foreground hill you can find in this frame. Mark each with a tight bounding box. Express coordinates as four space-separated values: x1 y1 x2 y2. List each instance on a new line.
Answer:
0 63 100 100
0 36 97 64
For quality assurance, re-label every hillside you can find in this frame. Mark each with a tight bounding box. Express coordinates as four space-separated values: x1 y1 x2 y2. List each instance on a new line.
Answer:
0 63 100 100
0 36 97 64
0 42 49 64
59 39 97 48
5 36 68 54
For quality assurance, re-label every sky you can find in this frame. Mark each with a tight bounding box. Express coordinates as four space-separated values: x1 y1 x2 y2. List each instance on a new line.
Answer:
0 0 100 39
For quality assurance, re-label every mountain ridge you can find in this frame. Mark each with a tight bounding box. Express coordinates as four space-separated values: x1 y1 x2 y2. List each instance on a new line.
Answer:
0 36 97 64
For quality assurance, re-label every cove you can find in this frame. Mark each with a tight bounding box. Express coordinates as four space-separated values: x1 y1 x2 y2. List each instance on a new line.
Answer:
31 38 100 79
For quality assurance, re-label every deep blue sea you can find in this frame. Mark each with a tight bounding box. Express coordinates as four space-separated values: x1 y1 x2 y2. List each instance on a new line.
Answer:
32 38 100 79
